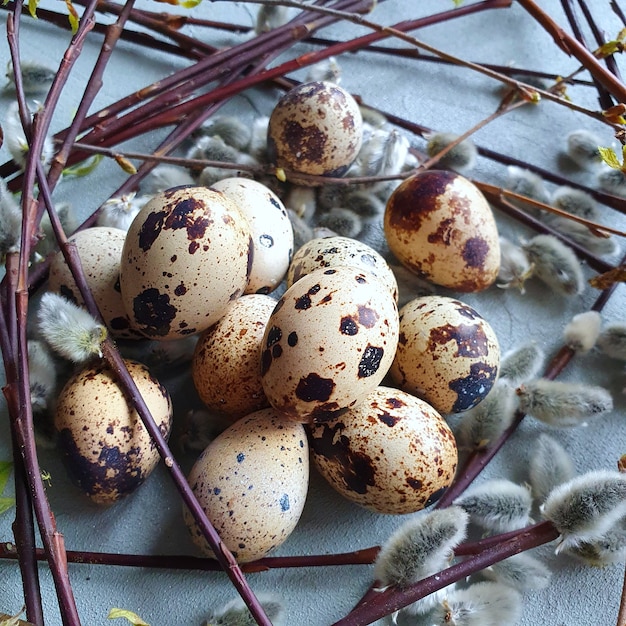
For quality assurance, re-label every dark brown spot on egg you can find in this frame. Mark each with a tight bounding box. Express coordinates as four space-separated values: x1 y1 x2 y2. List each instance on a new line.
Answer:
109 316 130 331
429 323 489 358
449 361 497 412
246 236 254 280
138 210 166 251
427 217 455 245
59 284 78 304
174 283 187 296
57 429 147 503
340 316 358 335
358 345 384 378
386 170 456 231
266 325 282 348
288 331 298 347
357 306 378 328
425 486 448 507
406 477 423 490
295 373 335 402
310 422 376 494
378 411 399 427
283 121 326 164
261 349 272 376
462 237 489 268
133 288 177 336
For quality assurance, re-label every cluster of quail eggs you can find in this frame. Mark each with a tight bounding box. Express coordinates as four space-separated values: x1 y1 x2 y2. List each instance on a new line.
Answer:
34 66 508 564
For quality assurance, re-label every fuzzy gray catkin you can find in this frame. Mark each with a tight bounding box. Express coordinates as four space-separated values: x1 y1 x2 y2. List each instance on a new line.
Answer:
529 433 575 502
456 382 517 450
453 480 532 532
481 553 552 591
564 515 626 566
373 507 469 589
542 470 626 552
566 129 604 169
596 323 626 360
506 166 550 212
563 311 602 353
27 339 57 413
522 234 584 296
425 132 478 173
430 581 523 626
37 292 107 363
141 165 195 195
204 595 284 626
516 379 613 427
496 237 534 292
498 342 545 386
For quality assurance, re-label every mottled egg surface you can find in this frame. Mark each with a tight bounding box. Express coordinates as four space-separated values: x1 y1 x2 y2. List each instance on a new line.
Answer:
261 265 399 423
184 408 309 563
54 359 173 504
267 81 363 185
286 236 398 302
309 386 457 514
192 294 276 420
48 227 139 339
384 170 500 292
390 295 500 414
119 186 253 340
211 178 293 295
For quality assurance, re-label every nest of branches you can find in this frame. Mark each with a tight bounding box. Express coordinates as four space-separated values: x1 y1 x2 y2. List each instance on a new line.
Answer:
2 1 626 625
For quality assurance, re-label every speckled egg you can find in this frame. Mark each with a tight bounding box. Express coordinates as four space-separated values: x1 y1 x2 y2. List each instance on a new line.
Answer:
119 186 253 340
261 265 399 423
286 236 398 302
183 408 309 563
48 226 140 339
54 359 173 504
308 386 457 513
384 170 500 292
211 178 293 294
267 81 363 185
192 294 276 420
390 295 500 414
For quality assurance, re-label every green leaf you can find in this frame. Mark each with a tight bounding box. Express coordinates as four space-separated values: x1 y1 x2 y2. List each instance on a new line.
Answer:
62 154 102 178
0 462 13 494
65 0 80 34
598 146 622 170
27 0 39 18
0 497 15 515
107 609 150 625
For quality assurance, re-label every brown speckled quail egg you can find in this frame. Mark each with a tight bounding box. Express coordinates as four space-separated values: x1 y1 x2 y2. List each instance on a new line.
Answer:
119 186 253 340
390 295 500 414
48 227 140 339
286 236 398 302
267 81 363 185
192 294 276 420
308 386 457 513
54 359 173 504
384 170 500 292
261 265 399 423
211 178 293 294
183 407 309 563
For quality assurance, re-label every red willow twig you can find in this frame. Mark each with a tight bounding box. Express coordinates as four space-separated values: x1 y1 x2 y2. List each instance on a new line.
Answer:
518 0 626 102
0 522 541 572
5 0 101 621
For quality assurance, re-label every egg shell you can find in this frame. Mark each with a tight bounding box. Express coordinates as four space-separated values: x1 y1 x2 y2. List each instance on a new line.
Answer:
48 226 140 339
286 236 398 302
192 294 276 420
211 178 293 294
119 186 253 340
308 386 457 513
261 265 399 423
184 408 309 563
54 359 173 504
390 295 500 414
267 81 363 185
384 170 500 292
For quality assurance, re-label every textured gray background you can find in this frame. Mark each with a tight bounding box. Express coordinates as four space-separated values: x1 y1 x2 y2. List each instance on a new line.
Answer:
1 1 625 624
